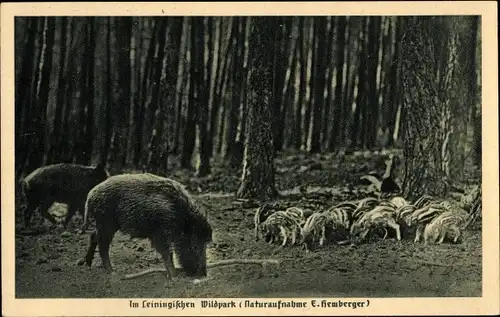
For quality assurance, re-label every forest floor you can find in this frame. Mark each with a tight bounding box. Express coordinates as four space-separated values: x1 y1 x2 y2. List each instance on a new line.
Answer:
15 150 482 298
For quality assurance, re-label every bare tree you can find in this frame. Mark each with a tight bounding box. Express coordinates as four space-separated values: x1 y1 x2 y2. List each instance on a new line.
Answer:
329 16 347 151
236 17 278 200
100 17 113 166
26 17 55 173
193 17 211 176
310 17 327 153
401 17 461 200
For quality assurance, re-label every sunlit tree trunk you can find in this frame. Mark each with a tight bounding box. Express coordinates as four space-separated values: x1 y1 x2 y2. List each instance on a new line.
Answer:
402 17 460 200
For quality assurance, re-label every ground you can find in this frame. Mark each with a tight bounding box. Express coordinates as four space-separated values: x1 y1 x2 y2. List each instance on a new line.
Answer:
15 150 482 298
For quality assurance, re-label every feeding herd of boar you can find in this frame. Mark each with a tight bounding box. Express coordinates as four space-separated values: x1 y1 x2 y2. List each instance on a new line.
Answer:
254 195 473 250
18 160 473 280
19 163 212 279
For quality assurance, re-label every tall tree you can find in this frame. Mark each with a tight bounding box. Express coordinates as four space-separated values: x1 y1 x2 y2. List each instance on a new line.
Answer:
15 18 39 174
401 17 460 200
329 16 347 151
133 19 156 165
180 20 196 169
322 17 335 149
173 18 188 156
84 17 96 164
143 18 168 171
60 18 76 163
294 16 307 150
193 17 211 176
207 18 223 157
273 17 294 152
470 16 481 167
224 17 242 161
236 17 278 200
47 17 68 164
351 19 367 149
283 23 299 149
310 17 327 153
387 18 403 147
303 18 315 150
113 17 132 168
100 17 113 166
366 16 381 149
26 17 55 173
146 18 183 174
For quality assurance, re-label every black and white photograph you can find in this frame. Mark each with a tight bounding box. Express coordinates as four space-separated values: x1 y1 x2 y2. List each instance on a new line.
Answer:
2 2 499 316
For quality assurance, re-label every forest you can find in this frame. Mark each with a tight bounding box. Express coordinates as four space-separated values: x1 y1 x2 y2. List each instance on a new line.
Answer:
14 16 483 298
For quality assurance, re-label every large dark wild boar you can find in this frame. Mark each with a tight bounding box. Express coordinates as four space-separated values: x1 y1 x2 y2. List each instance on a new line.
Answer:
83 173 212 279
21 163 109 229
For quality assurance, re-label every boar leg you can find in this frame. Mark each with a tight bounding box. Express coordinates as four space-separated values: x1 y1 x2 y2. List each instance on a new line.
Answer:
387 220 401 241
279 226 288 248
436 231 445 244
291 227 297 246
39 200 57 226
63 203 79 229
97 229 116 273
23 201 39 228
452 228 461 243
85 230 98 267
319 226 326 246
151 235 176 279
414 224 424 243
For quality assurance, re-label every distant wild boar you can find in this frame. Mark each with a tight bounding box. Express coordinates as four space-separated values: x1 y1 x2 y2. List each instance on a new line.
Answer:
21 163 109 229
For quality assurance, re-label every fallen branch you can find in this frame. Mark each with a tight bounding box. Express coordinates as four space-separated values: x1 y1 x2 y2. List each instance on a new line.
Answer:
208 259 279 268
121 259 279 280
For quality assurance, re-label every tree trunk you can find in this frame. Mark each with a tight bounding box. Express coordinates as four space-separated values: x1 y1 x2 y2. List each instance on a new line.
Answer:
236 17 278 200
366 16 381 149
310 17 327 153
133 20 156 165
329 16 346 151
47 17 66 164
401 17 459 200
26 17 55 173
294 16 306 150
142 18 167 172
284 30 299 149
59 19 76 163
224 17 242 161
351 20 367 149
470 16 481 167
208 18 230 158
84 17 96 164
16 18 38 174
75 22 90 164
342 17 353 147
173 19 188 155
304 19 315 150
146 18 183 174
181 20 196 169
274 17 294 152
112 17 132 168
239 19 251 148
100 17 113 166
192 17 211 176
323 17 335 149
